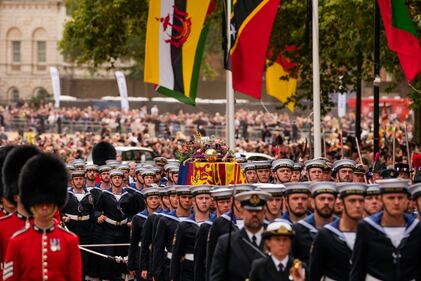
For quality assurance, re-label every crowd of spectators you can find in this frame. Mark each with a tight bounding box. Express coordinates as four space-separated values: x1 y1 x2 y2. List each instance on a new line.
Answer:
0 102 417 168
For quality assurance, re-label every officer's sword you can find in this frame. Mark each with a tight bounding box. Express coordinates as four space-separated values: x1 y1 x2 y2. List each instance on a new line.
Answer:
241 238 266 258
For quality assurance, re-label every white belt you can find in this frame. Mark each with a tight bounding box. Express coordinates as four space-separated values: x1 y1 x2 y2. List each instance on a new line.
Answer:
65 214 90 221
138 242 142 247
104 218 128 226
322 277 336 281
183 253 194 261
166 252 172 259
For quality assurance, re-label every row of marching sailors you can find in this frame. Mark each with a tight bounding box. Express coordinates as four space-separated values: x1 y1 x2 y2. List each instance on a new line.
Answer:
129 179 421 281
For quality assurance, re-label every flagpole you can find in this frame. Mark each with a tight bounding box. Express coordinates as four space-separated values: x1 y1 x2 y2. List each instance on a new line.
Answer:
226 0 235 150
312 0 321 158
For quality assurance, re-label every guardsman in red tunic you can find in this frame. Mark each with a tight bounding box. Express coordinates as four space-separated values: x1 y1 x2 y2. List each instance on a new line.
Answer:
0 145 40 281
3 153 82 281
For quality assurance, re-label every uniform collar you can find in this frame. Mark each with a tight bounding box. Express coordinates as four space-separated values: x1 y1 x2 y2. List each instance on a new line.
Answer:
33 223 56 234
364 211 419 236
15 211 30 221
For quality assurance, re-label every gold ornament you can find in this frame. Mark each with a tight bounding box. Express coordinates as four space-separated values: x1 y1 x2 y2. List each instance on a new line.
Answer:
205 149 218 162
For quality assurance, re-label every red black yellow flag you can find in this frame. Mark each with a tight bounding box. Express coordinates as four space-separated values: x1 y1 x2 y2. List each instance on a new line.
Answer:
228 0 280 99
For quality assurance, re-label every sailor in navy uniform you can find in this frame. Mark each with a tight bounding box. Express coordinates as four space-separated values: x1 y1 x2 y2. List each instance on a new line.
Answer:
291 163 302 182
142 170 157 189
152 186 192 281
332 159 356 183
309 183 367 281
84 164 98 189
128 188 161 280
250 221 305 281
281 182 311 224
205 185 251 281
364 184 382 217
242 163 258 184
95 169 135 280
209 189 271 281
123 166 146 215
256 184 285 222
410 183 421 219
255 161 272 183
194 187 232 281
171 186 213 281
350 179 421 281
164 163 180 186
304 159 326 182
272 159 294 184
292 182 337 265
139 188 169 281
61 170 94 278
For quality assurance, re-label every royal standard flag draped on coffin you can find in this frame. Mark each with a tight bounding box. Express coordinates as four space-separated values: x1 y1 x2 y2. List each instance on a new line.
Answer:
144 0 212 105
178 161 245 186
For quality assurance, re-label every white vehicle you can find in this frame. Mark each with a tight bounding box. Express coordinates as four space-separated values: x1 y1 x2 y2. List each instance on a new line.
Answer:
235 152 274 161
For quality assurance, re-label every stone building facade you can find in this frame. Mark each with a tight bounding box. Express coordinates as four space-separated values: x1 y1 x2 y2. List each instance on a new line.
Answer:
0 0 67 101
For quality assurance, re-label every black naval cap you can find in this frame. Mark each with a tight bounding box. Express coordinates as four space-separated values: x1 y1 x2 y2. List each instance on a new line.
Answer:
380 169 399 179
395 163 410 174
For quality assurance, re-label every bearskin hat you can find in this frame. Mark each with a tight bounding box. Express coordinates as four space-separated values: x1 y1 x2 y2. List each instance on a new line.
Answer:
92 141 116 166
2 145 40 205
19 153 68 214
0 145 16 198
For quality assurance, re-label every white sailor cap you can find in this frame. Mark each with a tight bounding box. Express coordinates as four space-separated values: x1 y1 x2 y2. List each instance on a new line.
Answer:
235 190 272 211
376 179 410 194
284 182 311 195
337 183 367 198
211 187 233 200
254 183 285 197
166 185 177 195
272 159 295 171
230 184 254 195
293 163 303 171
305 159 326 170
118 164 130 171
72 159 85 168
142 188 160 198
98 165 111 173
85 164 98 172
254 160 272 170
191 185 211 196
141 170 156 177
366 184 380 195
309 182 337 197
410 183 421 200
176 185 192 196
242 163 256 172
332 159 356 173
109 169 124 177
106 160 121 169
164 163 179 171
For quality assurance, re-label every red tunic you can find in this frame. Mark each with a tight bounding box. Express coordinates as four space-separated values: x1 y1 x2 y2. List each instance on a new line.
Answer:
0 212 29 281
3 224 81 281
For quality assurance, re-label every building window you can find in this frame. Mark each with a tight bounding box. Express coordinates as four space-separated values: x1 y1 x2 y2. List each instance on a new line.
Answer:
12 41 21 63
37 41 46 63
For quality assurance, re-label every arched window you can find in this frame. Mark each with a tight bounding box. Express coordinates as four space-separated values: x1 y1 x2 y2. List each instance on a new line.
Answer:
8 88 20 103
6 28 22 65
32 28 48 65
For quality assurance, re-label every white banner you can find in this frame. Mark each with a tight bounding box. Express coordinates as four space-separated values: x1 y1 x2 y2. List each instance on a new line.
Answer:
115 71 129 112
338 92 347 117
49 67 61 108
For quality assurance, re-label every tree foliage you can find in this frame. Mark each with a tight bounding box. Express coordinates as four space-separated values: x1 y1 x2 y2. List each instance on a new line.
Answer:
59 0 421 110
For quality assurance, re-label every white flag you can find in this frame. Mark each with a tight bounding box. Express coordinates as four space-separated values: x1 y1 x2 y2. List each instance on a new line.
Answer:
49 67 61 108
115 71 129 112
338 92 347 117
